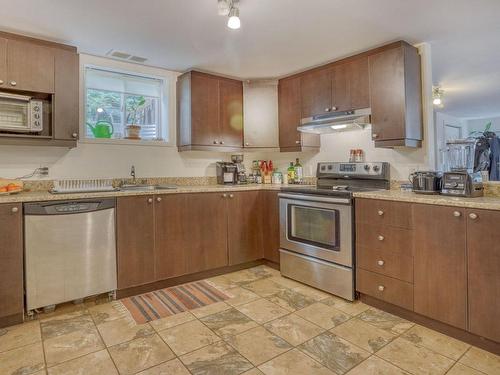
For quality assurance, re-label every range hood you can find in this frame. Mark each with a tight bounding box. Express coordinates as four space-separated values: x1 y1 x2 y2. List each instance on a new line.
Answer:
298 108 371 134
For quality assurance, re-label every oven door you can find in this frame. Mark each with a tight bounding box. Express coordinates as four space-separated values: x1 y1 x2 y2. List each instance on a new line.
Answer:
0 92 32 132
279 193 352 267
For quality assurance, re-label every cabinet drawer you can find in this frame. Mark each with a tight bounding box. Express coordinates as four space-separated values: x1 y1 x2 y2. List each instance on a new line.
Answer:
357 268 413 310
355 198 412 229
357 246 413 283
356 223 413 256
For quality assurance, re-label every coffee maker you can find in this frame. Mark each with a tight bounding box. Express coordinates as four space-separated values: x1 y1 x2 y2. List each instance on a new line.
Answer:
231 154 247 184
441 139 488 197
216 162 237 185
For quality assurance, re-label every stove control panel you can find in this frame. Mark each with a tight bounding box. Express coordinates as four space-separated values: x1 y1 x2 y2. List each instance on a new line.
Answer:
317 162 389 179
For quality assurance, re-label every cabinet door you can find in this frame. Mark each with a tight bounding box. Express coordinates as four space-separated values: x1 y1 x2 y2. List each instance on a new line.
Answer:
155 194 188 280
262 191 280 264
7 39 55 93
413 204 467 329
117 196 155 289
0 38 7 87
349 57 370 109
300 68 332 118
53 49 79 140
467 209 500 342
219 79 243 147
0 203 23 320
186 193 228 273
332 64 350 112
191 72 220 146
369 47 406 141
278 77 302 149
228 191 264 265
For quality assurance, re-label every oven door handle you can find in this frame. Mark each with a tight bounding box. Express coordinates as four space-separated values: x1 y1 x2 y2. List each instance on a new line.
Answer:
0 92 32 101
278 193 350 205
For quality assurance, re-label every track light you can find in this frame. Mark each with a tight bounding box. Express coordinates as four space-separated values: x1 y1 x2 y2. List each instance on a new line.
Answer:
227 7 241 29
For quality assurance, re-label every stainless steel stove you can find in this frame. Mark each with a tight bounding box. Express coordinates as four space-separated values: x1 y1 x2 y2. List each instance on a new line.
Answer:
279 162 390 301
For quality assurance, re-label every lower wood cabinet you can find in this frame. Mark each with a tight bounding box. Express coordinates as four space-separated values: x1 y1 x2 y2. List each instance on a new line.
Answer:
466 208 500 342
228 191 263 265
262 191 280 264
413 204 467 330
116 196 156 289
0 203 23 324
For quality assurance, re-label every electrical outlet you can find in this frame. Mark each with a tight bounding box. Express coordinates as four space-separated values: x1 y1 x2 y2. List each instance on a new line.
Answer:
38 167 49 177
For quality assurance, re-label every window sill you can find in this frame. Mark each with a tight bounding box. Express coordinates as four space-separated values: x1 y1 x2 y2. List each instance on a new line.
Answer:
78 138 174 147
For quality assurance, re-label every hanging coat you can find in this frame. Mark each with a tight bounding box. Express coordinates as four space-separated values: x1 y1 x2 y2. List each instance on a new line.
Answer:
489 136 500 181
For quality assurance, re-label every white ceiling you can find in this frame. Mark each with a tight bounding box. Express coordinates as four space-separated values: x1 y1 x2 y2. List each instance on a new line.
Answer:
0 0 499 119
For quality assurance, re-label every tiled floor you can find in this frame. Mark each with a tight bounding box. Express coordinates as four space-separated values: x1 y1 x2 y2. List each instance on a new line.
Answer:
0 265 499 375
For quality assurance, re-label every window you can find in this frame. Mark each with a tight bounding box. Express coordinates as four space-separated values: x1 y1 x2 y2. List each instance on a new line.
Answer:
84 67 167 142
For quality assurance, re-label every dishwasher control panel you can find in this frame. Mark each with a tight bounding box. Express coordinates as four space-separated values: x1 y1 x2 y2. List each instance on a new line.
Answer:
54 203 96 213
24 198 116 215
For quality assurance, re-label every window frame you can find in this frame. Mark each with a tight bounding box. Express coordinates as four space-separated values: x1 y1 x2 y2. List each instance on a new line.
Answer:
80 61 174 147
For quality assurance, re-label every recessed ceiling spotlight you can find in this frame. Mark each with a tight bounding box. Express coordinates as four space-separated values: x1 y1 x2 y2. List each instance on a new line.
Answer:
218 0 241 29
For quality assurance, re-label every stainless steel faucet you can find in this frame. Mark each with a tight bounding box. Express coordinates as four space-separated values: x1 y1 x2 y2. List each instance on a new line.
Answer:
130 165 136 183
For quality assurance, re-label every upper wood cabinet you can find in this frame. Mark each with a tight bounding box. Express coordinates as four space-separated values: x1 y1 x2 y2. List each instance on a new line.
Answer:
6 39 55 93
0 38 7 87
300 56 370 118
413 204 467 329
177 70 243 151
466 209 500 343
0 203 24 327
53 49 79 141
369 42 422 147
278 76 320 151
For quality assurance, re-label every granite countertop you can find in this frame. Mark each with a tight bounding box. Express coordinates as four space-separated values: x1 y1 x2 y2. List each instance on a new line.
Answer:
353 189 500 211
0 184 296 204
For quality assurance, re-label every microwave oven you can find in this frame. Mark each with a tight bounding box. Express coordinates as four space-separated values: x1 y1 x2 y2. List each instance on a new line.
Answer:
0 92 44 133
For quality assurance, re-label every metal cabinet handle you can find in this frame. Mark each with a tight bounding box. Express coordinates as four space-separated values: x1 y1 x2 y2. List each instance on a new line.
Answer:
0 79 4 85
213 140 218 144
229 194 234 198
156 197 162 202
11 207 19 213
10 81 17 86
325 108 331 112
147 198 153 203
453 211 461 217
72 133 78 139
377 235 385 241
220 141 224 145
331 106 337 111
469 213 478 220
378 285 385 292
377 210 384 216
295 140 301 144
245 142 249 146
377 260 385 266
222 193 227 198
372 133 378 139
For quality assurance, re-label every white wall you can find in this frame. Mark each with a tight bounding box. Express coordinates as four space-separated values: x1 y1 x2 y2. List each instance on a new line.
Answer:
466 116 500 134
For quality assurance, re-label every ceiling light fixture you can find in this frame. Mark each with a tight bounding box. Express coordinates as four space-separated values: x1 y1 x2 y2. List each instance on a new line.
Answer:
218 0 241 29
432 86 444 106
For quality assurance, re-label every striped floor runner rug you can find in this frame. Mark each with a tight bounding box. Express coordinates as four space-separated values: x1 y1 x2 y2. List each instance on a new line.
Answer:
121 280 231 324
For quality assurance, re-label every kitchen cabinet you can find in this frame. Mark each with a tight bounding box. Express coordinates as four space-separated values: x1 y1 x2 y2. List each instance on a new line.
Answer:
243 81 279 148
6 39 55 93
278 76 320 151
301 68 332 119
349 57 370 110
177 70 243 151
184 193 228 273
466 209 500 342
228 191 264 265
262 191 280 264
0 203 24 326
0 38 6 87
53 49 79 141
117 196 156 289
369 42 422 147
413 204 467 329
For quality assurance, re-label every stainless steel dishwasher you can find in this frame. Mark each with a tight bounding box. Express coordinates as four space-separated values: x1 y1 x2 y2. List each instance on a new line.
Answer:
24 198 117 313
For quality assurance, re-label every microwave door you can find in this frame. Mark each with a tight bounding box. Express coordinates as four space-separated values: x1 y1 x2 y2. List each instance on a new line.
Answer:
0 101 30 132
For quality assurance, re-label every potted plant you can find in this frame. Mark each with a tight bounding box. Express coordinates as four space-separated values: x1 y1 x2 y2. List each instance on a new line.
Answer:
125 96 146 139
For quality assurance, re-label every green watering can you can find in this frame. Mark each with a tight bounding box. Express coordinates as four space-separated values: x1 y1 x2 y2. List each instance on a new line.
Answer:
87 121 114 138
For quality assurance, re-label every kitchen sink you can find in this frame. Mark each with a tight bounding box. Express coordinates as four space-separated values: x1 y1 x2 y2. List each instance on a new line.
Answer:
119 184 177 191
